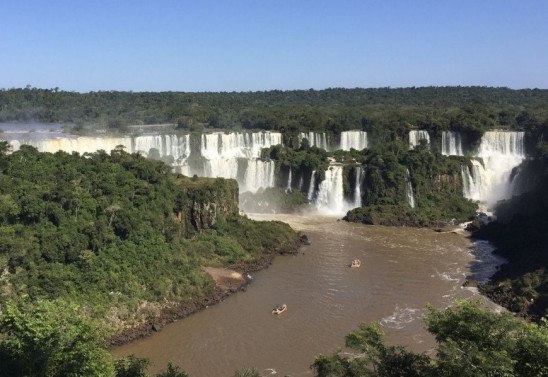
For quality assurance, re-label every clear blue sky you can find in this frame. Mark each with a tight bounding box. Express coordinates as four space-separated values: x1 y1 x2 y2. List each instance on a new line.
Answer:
1 1 547 92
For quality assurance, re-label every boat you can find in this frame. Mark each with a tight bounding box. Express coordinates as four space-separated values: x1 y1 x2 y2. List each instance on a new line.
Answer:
350 259 361 268
272 304 287 315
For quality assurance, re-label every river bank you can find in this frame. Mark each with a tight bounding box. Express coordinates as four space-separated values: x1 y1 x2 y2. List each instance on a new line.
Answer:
107 238 304 347
113 214 497 376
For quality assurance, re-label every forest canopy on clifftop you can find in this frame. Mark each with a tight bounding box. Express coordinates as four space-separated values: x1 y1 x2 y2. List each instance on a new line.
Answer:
1 87 547 137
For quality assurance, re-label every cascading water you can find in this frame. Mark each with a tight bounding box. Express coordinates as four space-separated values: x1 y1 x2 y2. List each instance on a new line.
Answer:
286 168 292 192
314 165 345 214
461 161 484 202
297 130 368 151
133 134 191 164
352 166 363 208
441 131 463 156
6 130 281 194
307 165 363 215
461 131 525 210
307 171 316 201
195 131 282 193
340 131 368 151
298 132 329 150
242 160 275 193
405 169 416 208
9 136 133 154
409 130 430 149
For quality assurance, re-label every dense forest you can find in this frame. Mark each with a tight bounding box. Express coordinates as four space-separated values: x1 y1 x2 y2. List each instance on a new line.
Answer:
0 143 300 335
1 87 547 141
257 139 477 226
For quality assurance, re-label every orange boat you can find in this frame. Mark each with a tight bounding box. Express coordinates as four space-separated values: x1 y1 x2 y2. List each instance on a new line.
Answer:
272 304 287 315
350 259 361 268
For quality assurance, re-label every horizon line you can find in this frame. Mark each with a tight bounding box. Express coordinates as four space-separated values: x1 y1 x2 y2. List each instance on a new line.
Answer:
2 85 548 95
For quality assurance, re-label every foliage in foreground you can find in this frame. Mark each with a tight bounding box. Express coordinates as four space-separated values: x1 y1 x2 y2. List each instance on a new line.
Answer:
0 298 257 377
312 300 548 377
0 299 114 377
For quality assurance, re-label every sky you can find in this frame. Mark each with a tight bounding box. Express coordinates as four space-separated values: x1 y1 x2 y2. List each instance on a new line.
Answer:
1 1 547 92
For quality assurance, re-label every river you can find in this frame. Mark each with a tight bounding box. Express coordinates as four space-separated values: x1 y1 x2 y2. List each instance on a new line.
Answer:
113 214 497 376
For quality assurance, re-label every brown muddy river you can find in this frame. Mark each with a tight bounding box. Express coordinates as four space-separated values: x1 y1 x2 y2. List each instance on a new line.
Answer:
113 214 497 376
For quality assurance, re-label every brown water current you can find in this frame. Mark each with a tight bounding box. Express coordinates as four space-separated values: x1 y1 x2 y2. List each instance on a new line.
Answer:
113 214 495 376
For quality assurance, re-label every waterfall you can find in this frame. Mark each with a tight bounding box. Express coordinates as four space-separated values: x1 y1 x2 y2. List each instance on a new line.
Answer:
405 169 416 208
461 161 484 202
352 166 363 208
409 130 430 149
314 165 345 214
203 158 239 180
441 131 463 156
307 171 316 201
242 160 275 193
298 132 329 150
133 134 191 163
10 136 133 154
340 131 368 151
6 134 193 163
286 168 292 192
461 131 525 210
192 131 282 193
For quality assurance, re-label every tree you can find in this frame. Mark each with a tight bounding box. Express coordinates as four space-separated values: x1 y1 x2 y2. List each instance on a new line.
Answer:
0 299 114 377
0 140 11 156
312 300 548 377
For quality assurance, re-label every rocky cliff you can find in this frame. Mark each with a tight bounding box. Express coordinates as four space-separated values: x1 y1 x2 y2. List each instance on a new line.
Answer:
174 176 239 233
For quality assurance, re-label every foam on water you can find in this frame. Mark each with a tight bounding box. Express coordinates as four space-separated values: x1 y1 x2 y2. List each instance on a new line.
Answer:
380 307 422 330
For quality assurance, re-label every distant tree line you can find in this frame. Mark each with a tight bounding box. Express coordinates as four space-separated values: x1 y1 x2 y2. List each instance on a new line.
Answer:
1 87 547 140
